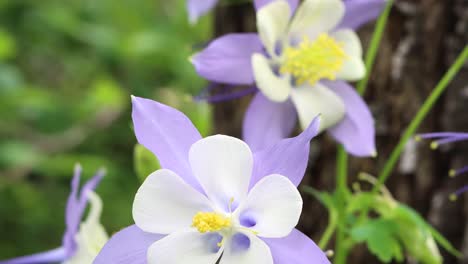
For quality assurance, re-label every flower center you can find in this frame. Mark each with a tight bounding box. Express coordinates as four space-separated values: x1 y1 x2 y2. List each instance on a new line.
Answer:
280 33 347 86
192 212 232 233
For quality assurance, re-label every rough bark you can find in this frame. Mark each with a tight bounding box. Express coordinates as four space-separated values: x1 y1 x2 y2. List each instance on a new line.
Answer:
213 1 468 263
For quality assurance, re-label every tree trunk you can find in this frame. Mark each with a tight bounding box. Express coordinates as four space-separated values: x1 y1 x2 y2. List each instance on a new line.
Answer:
213 1 468 263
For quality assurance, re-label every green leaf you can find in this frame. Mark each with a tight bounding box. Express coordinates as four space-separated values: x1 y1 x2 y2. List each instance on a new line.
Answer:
346 192 394 216
427 224 462 258
134 144 160 182
91 78 127 111
0 28 15 60
392 204 456 263
302 186 338 213
0 141 41 168
351 219 404 263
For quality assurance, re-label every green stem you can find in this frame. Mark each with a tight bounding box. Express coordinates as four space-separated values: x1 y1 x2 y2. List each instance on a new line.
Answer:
333 146 348 263
318 205 338 249
357 0 394 95
301 185 339 249
374 45 468 192
335 2 394 262
336 146 348 191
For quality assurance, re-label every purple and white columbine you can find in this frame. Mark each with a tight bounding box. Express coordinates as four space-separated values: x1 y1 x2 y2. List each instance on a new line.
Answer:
93 96 330 264
187 0 299 24
417 132 468 199
192 0 385 156
0 165 107 264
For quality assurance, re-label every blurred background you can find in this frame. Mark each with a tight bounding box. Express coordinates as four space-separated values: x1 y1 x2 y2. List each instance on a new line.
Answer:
1 0 468 263
0 0 213 258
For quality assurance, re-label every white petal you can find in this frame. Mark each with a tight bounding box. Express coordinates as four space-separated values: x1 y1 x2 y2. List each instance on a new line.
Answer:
252 53 292 102
235 175 302 238
189 135 253 212
331 29 366 81
220 232 273 264
290 83 345 132
336 56 366 81
332 29 363 58
256 0 291 56
289 0 344 37
147 230 223 264
133 169 213 234
65 192 108 264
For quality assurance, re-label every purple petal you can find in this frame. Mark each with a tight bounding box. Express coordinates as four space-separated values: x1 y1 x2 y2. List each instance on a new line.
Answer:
453 185 468 197
63 167 105 256
326 81 376 157
250 116 320 188
131 96 204 193
187 0 218 24
0 248 67 264
262 229 330 264
62 165 82 255
338 0 386 29
243 93 297 152
254 0 299 13
93 225 164 264
417 132 468 139
191 33 263 85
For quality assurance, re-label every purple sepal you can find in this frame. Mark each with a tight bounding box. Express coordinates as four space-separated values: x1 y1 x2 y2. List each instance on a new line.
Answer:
243 93 297 152
326 81 376 157
338 0 387 29
262 229 331 264
131 96 204 193
254 0 299 13
187 0 218 24
63 165 105 257
191 33 263 85
0 248 67 264
250 116 320 188
93 225 164 264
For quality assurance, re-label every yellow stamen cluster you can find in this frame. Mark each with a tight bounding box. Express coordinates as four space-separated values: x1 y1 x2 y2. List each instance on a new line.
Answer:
280 33 347 85
192 212 231 233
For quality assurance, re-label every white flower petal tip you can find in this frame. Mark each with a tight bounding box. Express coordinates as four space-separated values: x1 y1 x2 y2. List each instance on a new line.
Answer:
337 57 366 81
132 169 212 234
331 30 366 81
332 29 363 58
252 54 292 102
189 135 253 211
236 175 302 238
65 192 109 264
221 232 273 264
289 0 345 36
291 84 345 132
256 0 291 56
147 231 223 264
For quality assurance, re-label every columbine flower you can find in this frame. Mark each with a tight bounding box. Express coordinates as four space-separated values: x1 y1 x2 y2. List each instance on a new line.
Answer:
187 0 299 24
94 96 330 264
417 132 468 200
191 0 385 156
0 165 107 264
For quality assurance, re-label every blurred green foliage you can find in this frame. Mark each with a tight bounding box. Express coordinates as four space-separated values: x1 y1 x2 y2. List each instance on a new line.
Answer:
0 0 212 258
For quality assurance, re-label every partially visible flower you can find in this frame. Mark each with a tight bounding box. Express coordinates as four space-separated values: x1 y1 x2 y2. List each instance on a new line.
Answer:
192 0 385 156
187 0 299 24
0 165 107 264
417 132 468 200
94 96 329 264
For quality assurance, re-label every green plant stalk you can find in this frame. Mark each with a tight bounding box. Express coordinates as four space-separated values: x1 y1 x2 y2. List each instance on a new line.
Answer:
333 146 348 263
301 186 339 249
374 45 468 192
334 2 394 262
318 212 338 249
357 0 394 95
